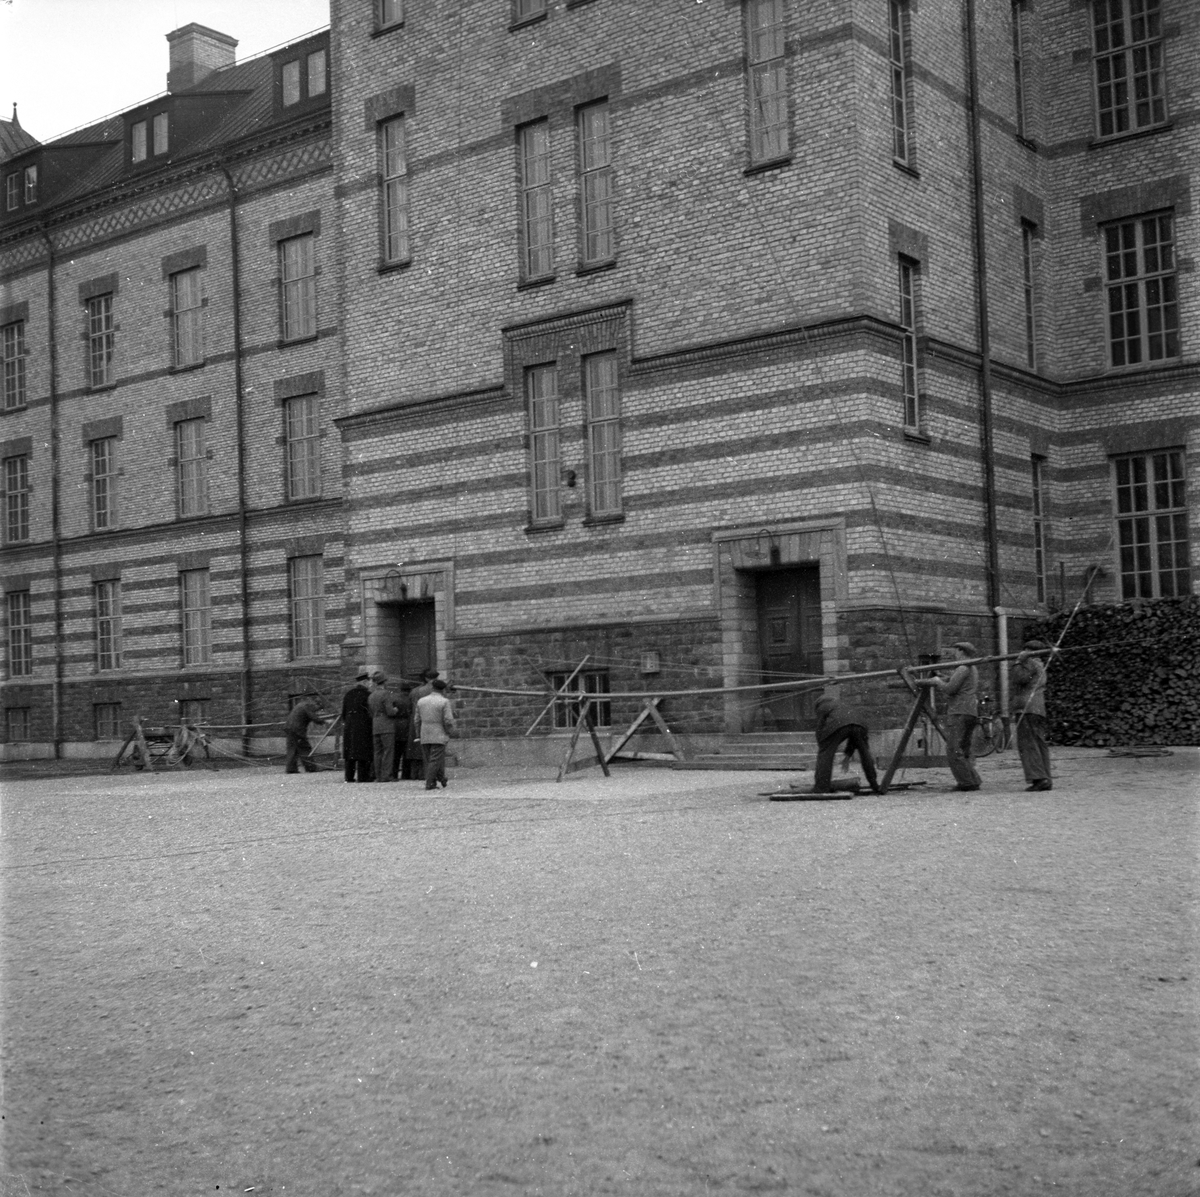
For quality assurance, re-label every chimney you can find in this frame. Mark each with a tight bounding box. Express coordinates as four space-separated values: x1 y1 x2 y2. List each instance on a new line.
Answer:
166 24 238 93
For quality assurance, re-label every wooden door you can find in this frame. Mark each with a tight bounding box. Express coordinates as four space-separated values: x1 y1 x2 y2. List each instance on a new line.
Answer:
755 567 822 730
396 601 436 685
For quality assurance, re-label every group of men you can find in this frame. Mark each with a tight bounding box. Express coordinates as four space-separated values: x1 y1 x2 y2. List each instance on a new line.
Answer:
811 637 1054 795
284 667 457 791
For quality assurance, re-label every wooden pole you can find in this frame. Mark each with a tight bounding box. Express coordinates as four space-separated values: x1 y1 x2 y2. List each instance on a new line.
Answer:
526 656 591 736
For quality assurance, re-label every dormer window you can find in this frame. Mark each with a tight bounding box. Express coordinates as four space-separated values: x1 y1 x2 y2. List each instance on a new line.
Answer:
131 121 148 162
5 173 18 212
307 49 327 97
282 59 302 106
23 165 37 204
153 112 169 154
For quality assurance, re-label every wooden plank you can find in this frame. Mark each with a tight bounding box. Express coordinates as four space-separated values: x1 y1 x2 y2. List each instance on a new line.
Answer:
527 656 590 737
603 697 660 764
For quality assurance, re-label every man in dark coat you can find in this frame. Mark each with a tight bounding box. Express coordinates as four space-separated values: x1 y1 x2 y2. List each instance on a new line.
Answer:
368 671 401 783
812 693 881 794
284 693 327 774
341 670 374 782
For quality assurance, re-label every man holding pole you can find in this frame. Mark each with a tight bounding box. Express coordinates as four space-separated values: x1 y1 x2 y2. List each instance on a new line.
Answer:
1010 638 1053 791
284 692 328 774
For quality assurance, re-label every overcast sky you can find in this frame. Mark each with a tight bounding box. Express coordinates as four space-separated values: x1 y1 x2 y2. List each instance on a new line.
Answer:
1 0 332 143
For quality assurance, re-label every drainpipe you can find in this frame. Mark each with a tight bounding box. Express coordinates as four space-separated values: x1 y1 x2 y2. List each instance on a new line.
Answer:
220 163 253 756
39 225 63 759
964 0 1003 672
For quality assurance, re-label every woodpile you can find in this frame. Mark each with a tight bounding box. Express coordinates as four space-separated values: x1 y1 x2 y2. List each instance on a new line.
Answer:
1024 596 1200 747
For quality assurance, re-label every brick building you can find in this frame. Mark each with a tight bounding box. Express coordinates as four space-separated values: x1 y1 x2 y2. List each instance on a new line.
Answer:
329 0 1196 758
0 23 347 758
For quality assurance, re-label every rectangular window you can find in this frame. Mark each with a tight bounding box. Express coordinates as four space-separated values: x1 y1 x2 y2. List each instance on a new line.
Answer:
549 670 611 730
282 59 302 106
6 708 30 742
4 454 29 542
176 418 208 518
1093 0 1166 138
285 394 322 500
890 0 912 163
379 0 403 26
381 117 410 264
94 703 122 740
2 320 26 410
527 364 561 524
7 590 32 678
1105 212 1178 367
131 120 148 162
5 173 17 211
584 352 622 518
1021 222 1038 369
153 111 169 154
898 258 920 429
520 121 554 280
171 267 204 367
24 165 37 203
1012 2 1028 139
578 102 614 265
1031 457 1048 605
289 555 325 659
515 0 548 20
747 0 789 163
91 436 118 530
95 579 121 671
1114 450 1190 599
307 50 327 97
87 294 115 387
280 233 317 341
181 568 212 666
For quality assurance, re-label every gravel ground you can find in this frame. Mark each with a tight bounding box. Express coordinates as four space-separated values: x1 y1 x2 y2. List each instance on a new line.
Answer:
1 747 1196 1197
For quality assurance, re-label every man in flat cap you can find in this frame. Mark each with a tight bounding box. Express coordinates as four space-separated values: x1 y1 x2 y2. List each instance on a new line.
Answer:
341 669 375 782
924 641 982 791
368 670 401 783
1010 638 1053 791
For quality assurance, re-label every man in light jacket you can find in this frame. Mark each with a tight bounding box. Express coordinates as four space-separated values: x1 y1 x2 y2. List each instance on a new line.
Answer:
1010 638 1053 792
414 678 456 791
925 641 981 792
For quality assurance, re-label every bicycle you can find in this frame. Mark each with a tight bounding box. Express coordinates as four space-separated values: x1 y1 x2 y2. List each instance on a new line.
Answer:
970 693 1010 757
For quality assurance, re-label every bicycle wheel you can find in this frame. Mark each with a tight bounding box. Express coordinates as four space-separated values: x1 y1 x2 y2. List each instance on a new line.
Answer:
970 718 998 758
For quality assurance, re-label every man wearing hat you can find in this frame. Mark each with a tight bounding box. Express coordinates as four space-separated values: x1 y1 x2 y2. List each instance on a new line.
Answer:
925 642 982 791
368 671 402 783
284 692 328 774
341 670 375 782
1010 639 1053 791
812 693 881 795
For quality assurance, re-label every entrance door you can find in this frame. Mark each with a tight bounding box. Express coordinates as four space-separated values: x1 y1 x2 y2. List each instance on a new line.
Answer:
384 600 436 685
755 567 822 730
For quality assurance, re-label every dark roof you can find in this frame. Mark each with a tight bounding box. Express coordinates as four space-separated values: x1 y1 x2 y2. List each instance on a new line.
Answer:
0 112 40 162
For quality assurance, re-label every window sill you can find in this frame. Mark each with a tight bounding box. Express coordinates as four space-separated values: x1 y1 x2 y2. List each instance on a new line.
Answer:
277 334 319 349
89 382 118 394
169 361 205 374
510 13 548 32
377 258 413 276
1015 134 1038 152
903 427 931 445
1 404 28 416
744 155 793 177
582 512 624 527
893 159 920 179
1089 122 1173 150
284 493 325 506
517 275 557 292
1103 356 1181 375
576 259 616 277
371 21 404 37
525 519 566 534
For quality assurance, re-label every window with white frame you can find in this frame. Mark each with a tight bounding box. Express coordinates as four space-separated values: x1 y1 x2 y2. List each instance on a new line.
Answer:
1114 450 1190 599
6 707 30 742
24 165 37 203
91 436 118 530
289 555 325 659
95 579 121 671
1021 222 1038 369
307 50 327 97
549 670 611 729
889 0 912 164
1104 212 1178 367
527 364 561 524
86 294 115 387
381 116 410 264
584 352 621 518
1031 456 1048 605
747 0 788 163
4 454 29 542
578 102 614 265
519 121 554 279
176 418 208 518
282 59 302 106
280 234 317 341
171 267 204 367
153 112 169 154
898 258 920 429
7 590 32 677
4 173 18 212
131 120 148 162
94 703 122 740
285 394 321 500
1093 0 1166 138
2 321 26 410
1012 2 1028 140
180 568 212 665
